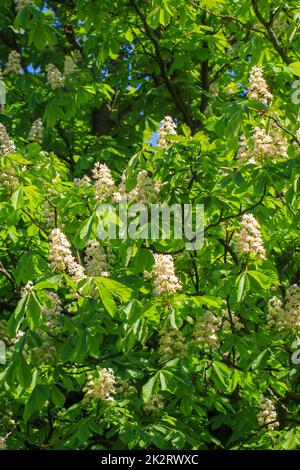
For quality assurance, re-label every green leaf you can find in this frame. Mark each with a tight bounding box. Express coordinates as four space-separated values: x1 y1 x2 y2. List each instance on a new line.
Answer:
17 354 32 389
24 384 50 421
236 273 246 303
8 295 28 338
286 61 300 77
95 278 117 316
11 187 23 210
248 271 271 290
80 216 94 241
27 292 41 330
99 277 133 302
251 349 270 370
125 29 134 42
212 361 232 391
51 384 66 407
142 373 158 402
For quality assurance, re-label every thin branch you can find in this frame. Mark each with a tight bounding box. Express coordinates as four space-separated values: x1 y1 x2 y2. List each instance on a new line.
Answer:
130 0 194 130
267 114 300 145
251 0 291 64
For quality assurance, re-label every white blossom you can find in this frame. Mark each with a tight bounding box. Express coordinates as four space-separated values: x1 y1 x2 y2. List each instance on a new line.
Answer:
92 163 115 202
64 56 78 76
128 170 161 204
237 135 252 164
49 228 86 282
28 118 43 144
84 240 114 277
257 397 279 430
253 125 288 161
159 328 185 363
0 436 7 450
11 330 25 345
238 124 288 165
4 51 22 76
158 116 177 148
267 285 300 331
83 367 116 403
143 394 164 413
151 254 181 296
236 214 266 259
0 123 16 155
73 175 91 187
47 64 64 89
14 0 35 11
248 66 272 105
41 291 62 328
21 280 34 297
194 310 221 347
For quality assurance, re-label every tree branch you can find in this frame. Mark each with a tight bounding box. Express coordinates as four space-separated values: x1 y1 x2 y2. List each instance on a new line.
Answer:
130 0 194 130
251 0 291 64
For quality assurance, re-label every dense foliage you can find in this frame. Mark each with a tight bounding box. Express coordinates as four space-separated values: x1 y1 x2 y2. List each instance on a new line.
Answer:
0 0 299 450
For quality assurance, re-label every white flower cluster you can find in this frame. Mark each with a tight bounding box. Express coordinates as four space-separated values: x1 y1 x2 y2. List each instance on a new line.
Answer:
14 0 35 11
159 328 185 363
73 175 91 187
0 123 16 156
236 214 266 259
83 367 116 403
28 118 43 144
194 310 221 347
237 125 288 165
151 253 181 296
248 66 273 105
237 135 254 164
92 163 115 202
113 170 161 205
0 168 19 189
41 291 62 328
158 116 177 148
257 397 279 430
64 56 78 76
252 125 288 161
285 284 300 328
143 394 164 413
0 436 7 450
21 280 34 297
49 228 86 282
112 173 126 202
267 285 300 331
46 64 64 89
11 330 25 344
4 51 22 76
84 240 114 277
129 170 161 204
